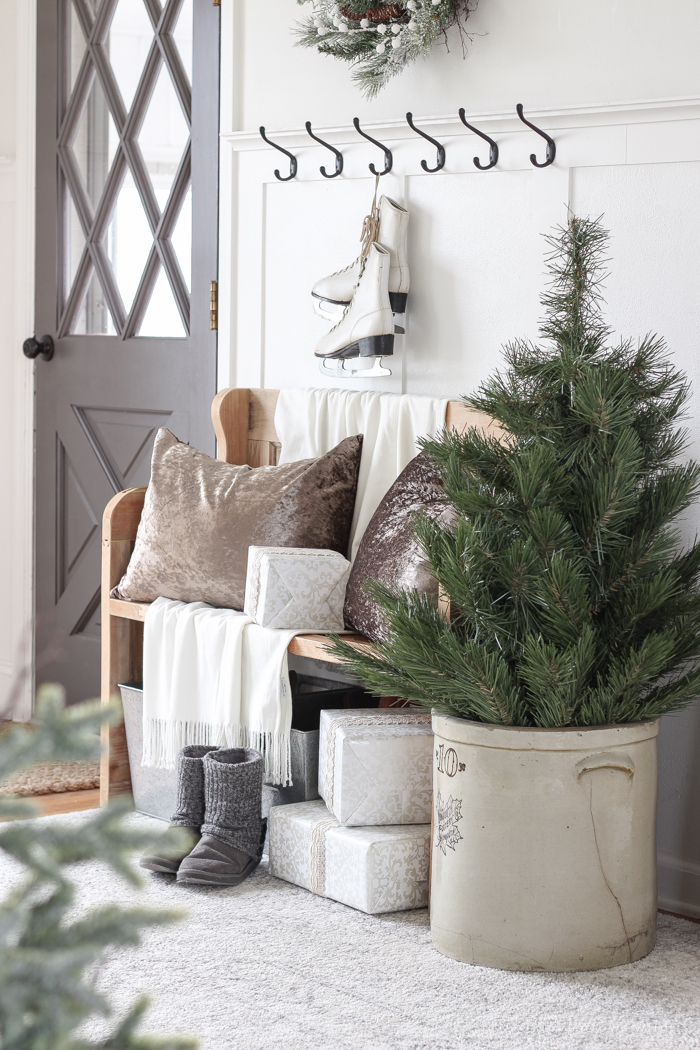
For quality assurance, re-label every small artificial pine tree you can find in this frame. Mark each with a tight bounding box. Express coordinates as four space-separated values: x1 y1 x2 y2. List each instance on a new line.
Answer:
0 685 196 1050
332 215 700 727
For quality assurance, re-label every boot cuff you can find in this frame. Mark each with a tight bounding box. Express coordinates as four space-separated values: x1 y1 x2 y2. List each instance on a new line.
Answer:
170 745 219 829
181 745 220 760
201 748 263 859
207 747 261 767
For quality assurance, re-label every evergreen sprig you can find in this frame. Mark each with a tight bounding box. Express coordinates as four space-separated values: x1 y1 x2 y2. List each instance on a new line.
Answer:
331 216 700 727
0 685 196 1050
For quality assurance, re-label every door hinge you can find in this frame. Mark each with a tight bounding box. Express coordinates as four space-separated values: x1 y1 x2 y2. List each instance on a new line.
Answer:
210 280 218 330
213 0 220 6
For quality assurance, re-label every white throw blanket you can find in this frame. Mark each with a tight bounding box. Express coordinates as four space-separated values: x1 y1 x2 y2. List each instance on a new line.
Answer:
142 389 448 785
143 597 300 785
275 388 448 560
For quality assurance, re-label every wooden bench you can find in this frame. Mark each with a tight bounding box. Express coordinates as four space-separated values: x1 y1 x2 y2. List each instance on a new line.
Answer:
100 387 497 803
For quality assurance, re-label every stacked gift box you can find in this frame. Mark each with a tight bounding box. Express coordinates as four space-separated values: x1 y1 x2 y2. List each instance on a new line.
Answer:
269 708 433 915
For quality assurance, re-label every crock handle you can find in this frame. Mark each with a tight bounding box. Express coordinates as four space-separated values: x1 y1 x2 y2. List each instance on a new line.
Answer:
575 751 634 779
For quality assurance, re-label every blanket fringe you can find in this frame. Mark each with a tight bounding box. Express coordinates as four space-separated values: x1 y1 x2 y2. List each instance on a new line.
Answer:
142 719 292 787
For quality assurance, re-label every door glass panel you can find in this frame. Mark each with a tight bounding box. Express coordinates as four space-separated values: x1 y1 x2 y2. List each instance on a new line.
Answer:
106 0 154 113
104 170 153 310
171 0 193 83
139 267 186 337
137 63 189 211
171 185 191 292
64 190 87 301
59 0 194 338
73 269 117 335
71 76 118 210
68 3 88 95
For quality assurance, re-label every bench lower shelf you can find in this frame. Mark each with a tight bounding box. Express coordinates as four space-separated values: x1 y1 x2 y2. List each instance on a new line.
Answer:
108 598 372 665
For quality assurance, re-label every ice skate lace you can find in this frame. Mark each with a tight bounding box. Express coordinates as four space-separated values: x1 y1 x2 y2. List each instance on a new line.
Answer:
325 175 381 334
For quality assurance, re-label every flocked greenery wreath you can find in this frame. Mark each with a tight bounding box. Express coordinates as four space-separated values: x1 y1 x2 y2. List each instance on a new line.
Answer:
295 0 476 99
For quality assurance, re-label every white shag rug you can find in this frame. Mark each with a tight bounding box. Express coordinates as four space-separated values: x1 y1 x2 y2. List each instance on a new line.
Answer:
2 812 700 1050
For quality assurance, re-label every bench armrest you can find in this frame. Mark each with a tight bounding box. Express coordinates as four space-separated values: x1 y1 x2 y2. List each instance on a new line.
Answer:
100 486 146 805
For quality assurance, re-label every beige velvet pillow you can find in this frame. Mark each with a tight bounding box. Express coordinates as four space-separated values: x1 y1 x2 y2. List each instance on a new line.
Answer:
113 428 363 610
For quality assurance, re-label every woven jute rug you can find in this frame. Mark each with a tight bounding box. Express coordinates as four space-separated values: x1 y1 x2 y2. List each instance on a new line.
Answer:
0 722 99 795
0 759 100 796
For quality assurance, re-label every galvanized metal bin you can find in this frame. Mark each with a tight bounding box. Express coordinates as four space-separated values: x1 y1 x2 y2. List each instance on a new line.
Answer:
119 682 177 821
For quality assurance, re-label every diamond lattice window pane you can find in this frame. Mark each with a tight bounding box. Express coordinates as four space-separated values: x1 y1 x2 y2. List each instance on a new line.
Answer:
72 269 117 335
72 76 119 211
106 0 154 113
68 3 88 95
137 63 189 211
138 267 185 337
171 0 193 83
171 184 191 292
64 190 87 302
104 169 154 311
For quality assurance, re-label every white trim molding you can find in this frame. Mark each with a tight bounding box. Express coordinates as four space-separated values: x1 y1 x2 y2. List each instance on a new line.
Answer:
222 95 700 153
658 851 700 920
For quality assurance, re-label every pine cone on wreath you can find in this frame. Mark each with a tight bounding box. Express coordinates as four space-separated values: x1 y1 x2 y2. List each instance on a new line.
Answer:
339 4 405 22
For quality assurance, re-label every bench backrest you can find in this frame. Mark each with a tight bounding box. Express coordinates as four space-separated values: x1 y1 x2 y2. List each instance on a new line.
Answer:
210 388 500 467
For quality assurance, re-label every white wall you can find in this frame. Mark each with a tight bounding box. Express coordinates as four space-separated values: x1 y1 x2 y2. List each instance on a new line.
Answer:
220 1 700 917
0 0 35 721
235 0 700 131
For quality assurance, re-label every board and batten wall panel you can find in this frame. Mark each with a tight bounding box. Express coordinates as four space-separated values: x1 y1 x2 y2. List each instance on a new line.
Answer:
404 169 537 397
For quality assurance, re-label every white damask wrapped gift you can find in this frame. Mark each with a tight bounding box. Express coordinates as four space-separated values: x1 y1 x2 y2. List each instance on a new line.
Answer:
269 799 429 914
244 546 351 630
318 709 433 826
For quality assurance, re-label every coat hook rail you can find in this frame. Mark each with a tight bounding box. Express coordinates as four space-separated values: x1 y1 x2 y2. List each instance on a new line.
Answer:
458 109 498 171
352 117 393 176
406 112 445 173
305 121 343 178
515 104 556 168
259 126 297 181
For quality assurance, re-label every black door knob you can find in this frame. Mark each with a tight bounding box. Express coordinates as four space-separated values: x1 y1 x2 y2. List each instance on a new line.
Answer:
23 335 54 361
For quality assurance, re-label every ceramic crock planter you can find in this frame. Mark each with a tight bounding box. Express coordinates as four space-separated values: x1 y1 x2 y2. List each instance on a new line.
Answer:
430 713 659 972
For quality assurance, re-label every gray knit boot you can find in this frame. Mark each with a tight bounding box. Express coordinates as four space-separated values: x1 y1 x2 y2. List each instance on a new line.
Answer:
177 747 266 887
140 745 218 874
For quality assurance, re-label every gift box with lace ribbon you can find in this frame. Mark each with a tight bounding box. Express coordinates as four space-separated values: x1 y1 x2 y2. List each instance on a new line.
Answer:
244 546 351 630
269 799 430 914
318 708 433 826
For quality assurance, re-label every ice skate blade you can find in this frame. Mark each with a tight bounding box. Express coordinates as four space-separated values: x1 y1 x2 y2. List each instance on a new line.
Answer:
313 297 348 324
318 356 392 379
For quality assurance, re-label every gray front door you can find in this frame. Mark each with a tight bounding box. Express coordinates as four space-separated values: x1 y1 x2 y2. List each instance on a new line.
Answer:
34 0 219 703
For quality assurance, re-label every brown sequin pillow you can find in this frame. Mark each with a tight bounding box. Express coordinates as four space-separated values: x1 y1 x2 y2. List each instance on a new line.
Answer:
344 452 451 641
113 428 363 610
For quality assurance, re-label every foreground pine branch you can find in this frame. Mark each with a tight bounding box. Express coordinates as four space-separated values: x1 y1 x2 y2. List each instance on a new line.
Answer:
0 685 197 1050
331 216 700 727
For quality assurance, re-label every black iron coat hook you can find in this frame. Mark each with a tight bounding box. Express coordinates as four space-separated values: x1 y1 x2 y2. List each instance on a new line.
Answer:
458 109 498 171
516 104 556 168
406 112 445 173
259 126 297 181
353 117 393 176
305 121 343 178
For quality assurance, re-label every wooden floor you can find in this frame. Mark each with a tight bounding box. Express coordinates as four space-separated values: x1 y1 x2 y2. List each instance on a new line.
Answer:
1 788 100 820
